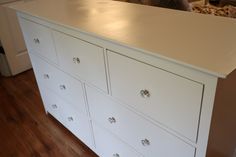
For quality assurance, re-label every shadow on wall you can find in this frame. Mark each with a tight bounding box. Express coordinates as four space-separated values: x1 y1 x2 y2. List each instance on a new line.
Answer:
207 69 236 157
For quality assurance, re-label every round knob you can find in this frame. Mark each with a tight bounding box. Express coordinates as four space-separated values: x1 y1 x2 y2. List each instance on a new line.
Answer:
33 38 40 44
140 89 150 98
108 117 116 124
113 153 120 157
73 57 80 64
51 104 57 109
141 139 150 146
43 74 50 79
67 117 74 122
59 85 66 90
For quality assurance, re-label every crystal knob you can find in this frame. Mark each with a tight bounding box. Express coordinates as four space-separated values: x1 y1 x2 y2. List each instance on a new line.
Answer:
43 74 49 79
141 139 150 146
59 85 66 90
68 117 74 122
108 117 116 124
113 153 120 157
51 104 57 109
140 89 150 98
33 38 40 44
73 57 80 64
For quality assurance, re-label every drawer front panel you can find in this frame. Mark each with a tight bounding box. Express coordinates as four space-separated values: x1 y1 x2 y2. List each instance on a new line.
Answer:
30 53 87 115
53 31 107 92
19 18 58 63
63 104 94 149
87 86 195 157
93 122 143 157
107 51 203 141
39 87 66 125
39 87 93 148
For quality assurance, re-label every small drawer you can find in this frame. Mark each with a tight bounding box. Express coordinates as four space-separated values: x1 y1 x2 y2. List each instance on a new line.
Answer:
39 87 66 125
39 87 94 149
30 53 87 115
93 122 143 157
107 51 203 141
19 18 58 64
52 31 107 92
86 86 195 157
63 104 94 149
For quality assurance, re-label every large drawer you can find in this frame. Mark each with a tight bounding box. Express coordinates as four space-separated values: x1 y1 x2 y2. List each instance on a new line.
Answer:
93 122 143 157
52 31 108 92
30 53 87 115
107 50 203 142
39 87 94 149
86 86 195 157
19 18 58 64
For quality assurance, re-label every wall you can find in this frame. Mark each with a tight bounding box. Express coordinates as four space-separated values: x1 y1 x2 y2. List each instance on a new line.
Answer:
207 69 236 157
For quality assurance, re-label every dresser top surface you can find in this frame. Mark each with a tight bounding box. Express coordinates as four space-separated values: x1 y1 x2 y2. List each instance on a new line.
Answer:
9 0 236 78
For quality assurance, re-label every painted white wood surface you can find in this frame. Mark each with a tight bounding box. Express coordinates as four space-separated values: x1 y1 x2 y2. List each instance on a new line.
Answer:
108 50 203 142
9 0 236 77
16 7 221 157
38 86 67 126
38 86 94 149
0 1 31 75
29 53 88 115
93 122 143 157
87 85 195 157
62 102 94 149
19 18 58 64
53 31 108 93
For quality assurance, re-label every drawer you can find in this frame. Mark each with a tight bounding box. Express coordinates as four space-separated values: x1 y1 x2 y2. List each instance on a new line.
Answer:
39 87 66 125
93 122 143 157
30 53 87 115
86 86 195 157
52 31 107 92
39 87 94 149
107 51 203 141
63 103 94 149
19 18 58 63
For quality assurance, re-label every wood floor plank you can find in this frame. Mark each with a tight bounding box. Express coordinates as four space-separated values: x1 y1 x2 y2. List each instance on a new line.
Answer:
0 70 98 157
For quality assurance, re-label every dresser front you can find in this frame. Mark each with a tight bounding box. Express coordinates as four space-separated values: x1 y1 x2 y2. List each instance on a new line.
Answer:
18 13 218 157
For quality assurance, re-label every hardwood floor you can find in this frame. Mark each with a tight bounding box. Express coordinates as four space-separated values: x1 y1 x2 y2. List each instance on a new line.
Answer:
0 70 98 157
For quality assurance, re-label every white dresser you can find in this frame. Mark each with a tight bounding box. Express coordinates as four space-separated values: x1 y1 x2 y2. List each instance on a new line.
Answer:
9 0 236 157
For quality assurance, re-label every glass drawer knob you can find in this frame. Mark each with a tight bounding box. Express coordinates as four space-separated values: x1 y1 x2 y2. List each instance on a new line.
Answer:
140 89 150 98
73 57 80 64
141 139 150 146
113 153 120 157
68 117 74 122
108 117 116 124
33 38 40 44
59 85 66 90
43 74 49 79
52 104 57 109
